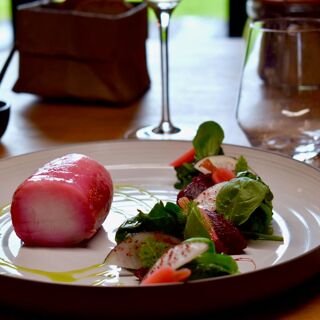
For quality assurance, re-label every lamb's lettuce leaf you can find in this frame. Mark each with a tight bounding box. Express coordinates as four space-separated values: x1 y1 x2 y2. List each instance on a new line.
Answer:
193 121 224 161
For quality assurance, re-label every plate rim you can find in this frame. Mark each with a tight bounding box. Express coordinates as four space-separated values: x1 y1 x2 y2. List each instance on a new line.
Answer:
1 138 319 171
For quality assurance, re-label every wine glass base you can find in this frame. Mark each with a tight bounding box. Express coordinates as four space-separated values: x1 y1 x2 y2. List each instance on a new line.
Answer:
125 125 196 141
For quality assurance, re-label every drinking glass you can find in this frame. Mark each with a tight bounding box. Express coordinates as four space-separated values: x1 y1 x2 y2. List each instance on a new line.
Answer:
236 18 320 167
126 0 195 140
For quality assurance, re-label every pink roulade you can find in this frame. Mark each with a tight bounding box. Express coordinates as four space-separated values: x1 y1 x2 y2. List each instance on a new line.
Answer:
11 153 113 247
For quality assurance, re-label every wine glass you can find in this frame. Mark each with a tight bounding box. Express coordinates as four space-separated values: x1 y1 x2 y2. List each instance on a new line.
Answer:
236 18 320 168
126 0 195 140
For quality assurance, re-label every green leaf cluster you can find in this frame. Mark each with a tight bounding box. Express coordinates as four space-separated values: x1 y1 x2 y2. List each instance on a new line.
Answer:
115 202 186 243
216 177 269 226
174 163 198 190
174 121 225 190
215 172 282 240
184 237 239 279
187 252 239 280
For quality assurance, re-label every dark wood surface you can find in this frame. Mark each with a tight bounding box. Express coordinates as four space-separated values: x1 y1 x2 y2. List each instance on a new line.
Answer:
0 17 319 319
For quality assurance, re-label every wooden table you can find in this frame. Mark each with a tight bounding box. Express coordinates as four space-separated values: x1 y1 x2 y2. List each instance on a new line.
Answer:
0 17 249 158
0 17 319 319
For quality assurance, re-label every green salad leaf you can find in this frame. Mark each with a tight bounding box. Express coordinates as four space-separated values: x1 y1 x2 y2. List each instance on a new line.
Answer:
185 242 239 280
235 155 249 173
115 202 186 243
193 121 224 161
215 171 282 241
183 201 212 240
174 162 198 190
235 170 279 238
240 202 273 235
174 121 225 189
188 253 239 280
216 177 269 226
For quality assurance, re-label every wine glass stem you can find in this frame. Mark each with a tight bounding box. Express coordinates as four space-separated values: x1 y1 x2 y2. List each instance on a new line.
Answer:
153 7 180 134
159 11 170 124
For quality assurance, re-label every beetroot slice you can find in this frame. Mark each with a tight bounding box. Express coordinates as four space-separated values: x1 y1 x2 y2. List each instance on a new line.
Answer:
206 210 247 254
177 174 214 201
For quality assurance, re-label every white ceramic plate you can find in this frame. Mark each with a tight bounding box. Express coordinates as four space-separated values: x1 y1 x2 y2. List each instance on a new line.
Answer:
0 141 319 317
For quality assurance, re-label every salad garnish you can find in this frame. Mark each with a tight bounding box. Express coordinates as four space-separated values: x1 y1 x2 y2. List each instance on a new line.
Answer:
174 120 282 241
106 121 283 285
115 201 186 243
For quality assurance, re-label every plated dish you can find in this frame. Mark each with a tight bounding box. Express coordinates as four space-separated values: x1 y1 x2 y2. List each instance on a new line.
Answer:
0 140 319 317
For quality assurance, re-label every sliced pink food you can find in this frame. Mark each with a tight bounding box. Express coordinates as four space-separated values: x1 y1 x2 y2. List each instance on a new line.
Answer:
141 267 191 285
11 153 113 247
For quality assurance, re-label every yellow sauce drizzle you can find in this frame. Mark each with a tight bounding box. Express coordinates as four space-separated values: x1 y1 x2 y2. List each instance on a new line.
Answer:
0 204 10 217
0 258 108 283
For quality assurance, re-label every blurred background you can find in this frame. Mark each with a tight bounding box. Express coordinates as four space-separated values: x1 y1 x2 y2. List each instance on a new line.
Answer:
0 0 247 51
0 0 13 50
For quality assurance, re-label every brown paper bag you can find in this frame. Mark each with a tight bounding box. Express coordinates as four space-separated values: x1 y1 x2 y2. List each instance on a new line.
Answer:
13 0 150 104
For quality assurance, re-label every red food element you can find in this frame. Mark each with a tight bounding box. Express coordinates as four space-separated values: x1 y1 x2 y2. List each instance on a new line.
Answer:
199 158 217 173
170 148 195 168
177 174 214 201
134 267 149 281
212 168 236 184
205 210 247 254
11 153 113 247
195 208 226 253
141 267 191 285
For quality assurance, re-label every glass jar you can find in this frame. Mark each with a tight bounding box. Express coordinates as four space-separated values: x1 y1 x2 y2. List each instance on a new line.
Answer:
247 0 320 20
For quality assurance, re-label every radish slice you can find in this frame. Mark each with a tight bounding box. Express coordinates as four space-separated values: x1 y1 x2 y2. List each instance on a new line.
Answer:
105 232 181 269
195 182 227 212
146 240 209 277
194 156 237 174
11 153 113 247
